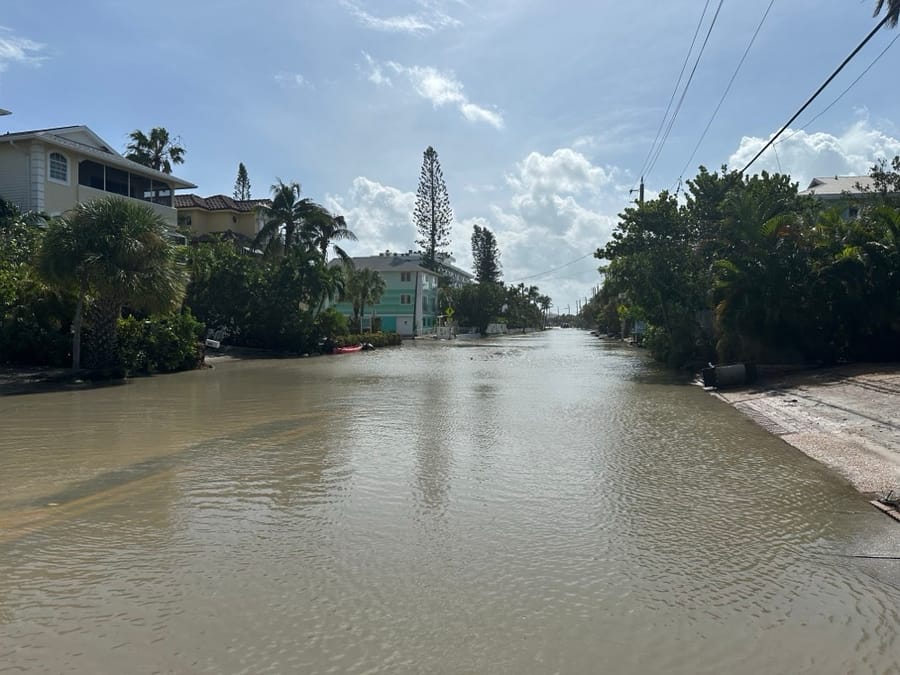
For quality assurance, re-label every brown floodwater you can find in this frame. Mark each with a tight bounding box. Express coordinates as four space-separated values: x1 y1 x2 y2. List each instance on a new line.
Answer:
1 330 898 674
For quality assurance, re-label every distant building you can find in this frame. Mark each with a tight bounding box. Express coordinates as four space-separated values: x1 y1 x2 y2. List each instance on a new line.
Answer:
799 175 881 219
332 252 444 337
174 193 270 241
0 125 195 224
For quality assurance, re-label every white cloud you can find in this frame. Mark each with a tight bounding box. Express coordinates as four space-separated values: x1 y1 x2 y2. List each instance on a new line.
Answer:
361 52 391 86
487 148 625 303
327 148 628 306
326 177 417 256
727 119 900 188
364 57 504 129
274 71 311 89
0 27 46 72
341 1 461 35
506 148 616 211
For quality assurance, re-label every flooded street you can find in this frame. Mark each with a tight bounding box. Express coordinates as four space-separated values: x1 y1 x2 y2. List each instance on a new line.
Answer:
1 329 899 674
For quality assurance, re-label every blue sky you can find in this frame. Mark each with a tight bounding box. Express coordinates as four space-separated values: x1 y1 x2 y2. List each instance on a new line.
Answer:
2 0 900 310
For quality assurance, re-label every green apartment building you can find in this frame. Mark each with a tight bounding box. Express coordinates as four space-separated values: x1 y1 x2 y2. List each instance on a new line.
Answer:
333 253 442 337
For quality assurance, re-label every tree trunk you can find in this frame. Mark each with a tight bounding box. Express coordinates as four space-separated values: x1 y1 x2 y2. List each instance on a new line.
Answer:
85 295 123 374
71 272 88 370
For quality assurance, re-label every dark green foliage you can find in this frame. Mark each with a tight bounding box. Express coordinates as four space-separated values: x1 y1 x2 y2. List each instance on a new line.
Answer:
234 162 251 200
0 198 76 365
448 282 506 335
414 146 453 270
186 239 348 354
117 310 205 375
874 0 900 26
471 224 502 283
186 239 267 340
594 161 900 367
125 127 185 173
314 307 349 339
254 180 352 258
38 197 185 372
341 266 386 332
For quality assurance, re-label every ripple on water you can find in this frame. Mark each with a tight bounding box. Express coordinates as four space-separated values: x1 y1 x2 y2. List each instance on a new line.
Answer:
2 331 899 674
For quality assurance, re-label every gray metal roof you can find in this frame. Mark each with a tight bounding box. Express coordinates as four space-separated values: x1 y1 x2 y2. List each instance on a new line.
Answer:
344 255 435 274
800 175 877 197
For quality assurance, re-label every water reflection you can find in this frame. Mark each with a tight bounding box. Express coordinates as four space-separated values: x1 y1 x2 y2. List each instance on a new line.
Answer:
1 331 899 674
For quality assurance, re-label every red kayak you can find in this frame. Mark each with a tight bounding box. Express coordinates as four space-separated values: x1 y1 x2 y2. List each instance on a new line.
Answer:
332 344 363 354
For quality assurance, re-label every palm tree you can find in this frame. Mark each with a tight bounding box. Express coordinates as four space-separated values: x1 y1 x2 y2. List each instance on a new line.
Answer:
309 213 357 263
312 263 346 316
342 266 386 332
38 197 185 371
255 180 353 261
874 0 900 26
125 127 186 174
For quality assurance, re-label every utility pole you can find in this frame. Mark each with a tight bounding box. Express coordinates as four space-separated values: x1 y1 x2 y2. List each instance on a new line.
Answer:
629 176 645 206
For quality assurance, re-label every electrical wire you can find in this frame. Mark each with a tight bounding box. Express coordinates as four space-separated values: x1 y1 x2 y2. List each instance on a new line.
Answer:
739 13 891 175
645 0 725 181
509 252 596 283
775 30 900 147
674 0 776 189
634 0 712 189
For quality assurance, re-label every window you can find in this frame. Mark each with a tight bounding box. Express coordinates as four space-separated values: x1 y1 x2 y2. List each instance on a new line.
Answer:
106 167 129 196
400 294 412 305
400 271 411 282
48 152 68 183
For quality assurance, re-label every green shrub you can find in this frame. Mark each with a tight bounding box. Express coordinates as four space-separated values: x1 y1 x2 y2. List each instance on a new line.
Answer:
118 310 205 375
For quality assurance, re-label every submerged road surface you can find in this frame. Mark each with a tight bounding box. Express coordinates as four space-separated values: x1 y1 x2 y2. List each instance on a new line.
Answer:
1 330 898 673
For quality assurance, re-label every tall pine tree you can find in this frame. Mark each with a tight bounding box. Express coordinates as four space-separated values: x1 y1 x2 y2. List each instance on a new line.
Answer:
233 163 251 200
471 224 502 283
414 146 452 270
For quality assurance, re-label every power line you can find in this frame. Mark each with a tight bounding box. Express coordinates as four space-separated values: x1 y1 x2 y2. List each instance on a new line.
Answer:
739 13 891 175
675 0 776 189
645 0 725 181
509 251 596 283
634 0 712 188
775 30 900 147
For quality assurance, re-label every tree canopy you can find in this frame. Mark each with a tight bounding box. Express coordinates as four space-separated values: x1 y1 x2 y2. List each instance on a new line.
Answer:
125 127 185 174
234 162 251 200
414 146 453 270
471 224 502 283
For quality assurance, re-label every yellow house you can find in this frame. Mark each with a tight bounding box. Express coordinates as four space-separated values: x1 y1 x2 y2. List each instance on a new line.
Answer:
174 194 270 240
0 125 196 224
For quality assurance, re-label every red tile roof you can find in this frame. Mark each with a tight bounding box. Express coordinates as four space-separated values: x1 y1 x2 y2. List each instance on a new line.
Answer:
174 194 270 212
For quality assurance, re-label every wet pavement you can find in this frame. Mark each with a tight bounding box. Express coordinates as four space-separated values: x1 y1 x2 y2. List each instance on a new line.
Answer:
713 364 900 495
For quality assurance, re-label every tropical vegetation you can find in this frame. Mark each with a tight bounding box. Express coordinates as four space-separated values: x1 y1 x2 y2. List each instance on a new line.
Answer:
587 160 900 368
125 127 186 174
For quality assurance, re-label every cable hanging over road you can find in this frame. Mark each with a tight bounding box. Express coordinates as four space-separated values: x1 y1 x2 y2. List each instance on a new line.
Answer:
739 13 892 175
634 0 712 189
774 30 900 149
644 0 725 181
674 0 776 191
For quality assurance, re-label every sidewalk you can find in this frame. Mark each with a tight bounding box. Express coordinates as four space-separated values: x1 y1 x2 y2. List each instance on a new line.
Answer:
712 364 900 494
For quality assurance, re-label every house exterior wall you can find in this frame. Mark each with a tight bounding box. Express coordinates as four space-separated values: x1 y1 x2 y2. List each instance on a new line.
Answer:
44 148 77 215
331 267 439 337
0 143 30 210
77 185 177 225
0 138 180 223
179 208 260 237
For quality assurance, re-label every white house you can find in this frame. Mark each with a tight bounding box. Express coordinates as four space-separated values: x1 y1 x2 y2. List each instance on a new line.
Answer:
0 125 196 224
